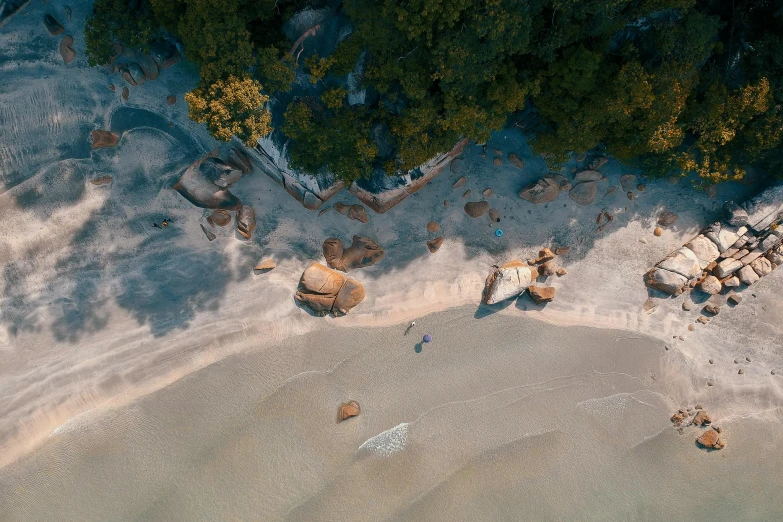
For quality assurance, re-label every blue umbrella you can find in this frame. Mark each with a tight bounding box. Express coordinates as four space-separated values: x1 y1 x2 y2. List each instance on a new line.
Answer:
495 229 503 237
423 334 432 343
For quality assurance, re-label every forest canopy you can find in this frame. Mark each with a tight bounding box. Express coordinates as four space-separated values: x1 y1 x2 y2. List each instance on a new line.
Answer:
85 0 783 183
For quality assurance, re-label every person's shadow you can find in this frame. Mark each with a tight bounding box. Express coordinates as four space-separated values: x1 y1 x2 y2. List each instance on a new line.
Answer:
404 323 414 336
414 342 423 354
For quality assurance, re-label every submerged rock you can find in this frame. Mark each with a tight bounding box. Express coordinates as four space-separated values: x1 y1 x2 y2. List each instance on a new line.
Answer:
519 177 560 204
43 14 64 35
254 258 275 271
427 236 444 253
620 174 637 192
59 35 75 64
90 176 112 186
574 170 604 182
569 181 598 205
174 153 241 209
658 211 678 226
91 130 119 148
452 176 467 189
427 221 440 233
464 201 490 218
348 204 369 223
166 94 177 105
508 153 524 169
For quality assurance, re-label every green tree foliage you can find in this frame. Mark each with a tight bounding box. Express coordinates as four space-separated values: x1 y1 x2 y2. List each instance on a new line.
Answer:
256 46 296 94
84 0 159 66
283 97 378 181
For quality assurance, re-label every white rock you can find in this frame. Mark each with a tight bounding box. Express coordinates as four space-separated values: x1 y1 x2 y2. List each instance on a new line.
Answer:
485 263 537 304
657 248 701 279
724 276 740 287
737 265 760 285
699 275 722 295
705 225 745 253
685 235 720 269
751 256 773 277
714 258 743 278
766 248 783 265
644 268 688 295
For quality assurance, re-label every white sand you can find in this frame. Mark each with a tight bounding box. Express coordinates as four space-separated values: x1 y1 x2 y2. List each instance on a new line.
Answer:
0 0 782 507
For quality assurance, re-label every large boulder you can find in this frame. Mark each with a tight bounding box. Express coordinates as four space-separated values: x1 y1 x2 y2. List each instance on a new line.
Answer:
137 55 160 80
149 40 181 68
704 223 744 253
484 261 538 305
59 35 76 64
519 177 560 204
199 157 242 188
295 263 365 316
227 147 253 174
685 235 720 268
751 256 773 277
725 201 749 226
696 428 725 449
464 201 490 218
569 181 598 205
323 236 385 271
737 265 760 285
236 205 256 239
91 130 119 149
657 248 701 279
528 285 556 304
644 268 687 295
174 153 241 209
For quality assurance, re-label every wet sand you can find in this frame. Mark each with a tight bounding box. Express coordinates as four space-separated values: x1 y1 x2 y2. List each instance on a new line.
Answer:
1 307 781 521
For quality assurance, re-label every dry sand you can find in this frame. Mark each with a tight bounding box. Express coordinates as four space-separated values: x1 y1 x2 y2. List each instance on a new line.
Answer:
1 1 782 519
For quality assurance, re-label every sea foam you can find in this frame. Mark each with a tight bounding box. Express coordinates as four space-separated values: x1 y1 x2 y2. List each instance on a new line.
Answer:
358 423 409 456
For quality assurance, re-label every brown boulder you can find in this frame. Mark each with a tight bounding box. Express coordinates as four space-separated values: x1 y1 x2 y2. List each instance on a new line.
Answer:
532 248 555 264
489 208 500 223
254 258 275 271
452 176 467 189
338 400 361 421
348 204 369 223
334 202 349 214
59 35 75 64
166 95 177 105
493 157 502 166
427 236 444 253
295 263 356 316
657 211 679 226
464 201 490 218
91 130 119 149
556 267 567 276
540 260 556 276
333 278 366 316
696 428 725 449
323 236 385 271
427 221 440 233
529 286 555 304
653 227 663 237
236 205 256 239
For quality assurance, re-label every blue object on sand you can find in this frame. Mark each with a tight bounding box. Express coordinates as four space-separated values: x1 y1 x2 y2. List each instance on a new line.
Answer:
423 334 432 343
495 229 503 237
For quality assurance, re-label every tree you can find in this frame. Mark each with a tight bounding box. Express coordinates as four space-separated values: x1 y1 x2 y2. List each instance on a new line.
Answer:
84 0 159 66
184 76 272 146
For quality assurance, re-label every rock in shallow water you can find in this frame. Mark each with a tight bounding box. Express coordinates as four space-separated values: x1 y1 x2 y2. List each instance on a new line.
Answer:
91 130 119 148
519 177 560 204
569 181 597 205
464 201 489 218
59 35 75 64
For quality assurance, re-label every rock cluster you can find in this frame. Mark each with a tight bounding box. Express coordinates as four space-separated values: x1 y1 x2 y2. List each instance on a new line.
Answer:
323 236 385 272
295 262 365 316
334 202 369 223
670 406 725 450
645 186 783 297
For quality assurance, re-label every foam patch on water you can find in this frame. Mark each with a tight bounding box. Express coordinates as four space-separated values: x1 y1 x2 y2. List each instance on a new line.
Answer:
358 423 409 456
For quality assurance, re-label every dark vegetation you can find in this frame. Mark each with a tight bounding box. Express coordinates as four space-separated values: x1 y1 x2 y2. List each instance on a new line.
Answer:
85 0 783 183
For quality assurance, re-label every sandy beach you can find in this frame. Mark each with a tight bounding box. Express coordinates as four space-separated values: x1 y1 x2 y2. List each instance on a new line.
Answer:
1 1 783 520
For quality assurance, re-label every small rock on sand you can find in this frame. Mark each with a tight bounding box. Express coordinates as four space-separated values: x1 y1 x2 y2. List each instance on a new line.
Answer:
167 95 177 105
426 221 440 233
637 184 646 191
462 189 471 198
493 157 502 166
443 200 450 207
693 410 712 426
528 286 555 304
508 153 524 169
653 227 663 237
338 400 360 421
333 202 349 214
348 204 369 223
682 301 693 311
489 208 500 223
122 86 129 101
482 188 493 197
90 176 112 186
606 186 617 196
427 236 444 253
59 35 75 64
464 201 489 218
452 176 467 189
91 130 119 149
254 259 275 271
200 224 216 241
556 267 567 276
